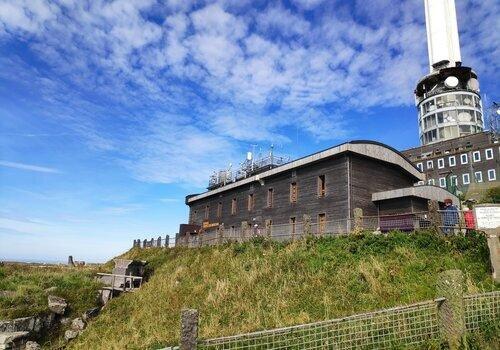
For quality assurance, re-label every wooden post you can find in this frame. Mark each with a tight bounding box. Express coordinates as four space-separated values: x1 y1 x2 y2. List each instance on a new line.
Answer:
180 309 199 350
165 235 170 248
303 214 311 237
436 270 466 349
353 208 363 234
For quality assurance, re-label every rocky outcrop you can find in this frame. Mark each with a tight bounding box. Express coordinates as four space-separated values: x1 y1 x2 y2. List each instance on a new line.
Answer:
47 296 67 315
0 331 29 350
0 314 55 335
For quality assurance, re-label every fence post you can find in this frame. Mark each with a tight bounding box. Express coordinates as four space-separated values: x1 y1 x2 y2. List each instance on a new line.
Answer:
353 208 363 234
429 200 441 232
165 235 170 248
157 236 162 247
303 214 311 236
241 221 249 242
436 269 466 349
219 224 225 244
180 309 199 350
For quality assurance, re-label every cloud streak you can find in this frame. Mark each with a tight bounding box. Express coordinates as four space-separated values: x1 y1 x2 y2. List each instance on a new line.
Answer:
0 161 60 173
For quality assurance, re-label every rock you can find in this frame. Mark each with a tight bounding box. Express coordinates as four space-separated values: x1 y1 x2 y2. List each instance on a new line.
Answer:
82 307 100 322
0 291 15 298
0 331 29 350
25 340 41 350
48 295 67 315
44 286 57 294
64 329 79 341
98 289 112 306
60 317 71 326
71 318 85 331
0 317 35 333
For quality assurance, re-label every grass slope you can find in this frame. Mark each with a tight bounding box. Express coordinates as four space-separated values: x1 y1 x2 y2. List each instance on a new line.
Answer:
0 264 102 320
70 231 498 350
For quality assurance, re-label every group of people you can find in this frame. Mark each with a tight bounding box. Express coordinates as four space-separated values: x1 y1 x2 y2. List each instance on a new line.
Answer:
442 198 475 234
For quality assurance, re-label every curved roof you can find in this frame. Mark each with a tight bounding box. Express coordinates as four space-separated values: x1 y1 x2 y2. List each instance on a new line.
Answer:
187 140 425 203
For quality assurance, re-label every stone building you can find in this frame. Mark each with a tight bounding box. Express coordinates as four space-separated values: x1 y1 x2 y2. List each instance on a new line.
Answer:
179 141 457 239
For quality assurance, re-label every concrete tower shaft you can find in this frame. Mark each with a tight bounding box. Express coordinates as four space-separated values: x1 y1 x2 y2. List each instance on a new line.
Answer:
424 0 461 72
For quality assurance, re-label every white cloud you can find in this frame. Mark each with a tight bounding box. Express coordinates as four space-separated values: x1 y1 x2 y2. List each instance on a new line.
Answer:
0 161 60 173
0 0 497 186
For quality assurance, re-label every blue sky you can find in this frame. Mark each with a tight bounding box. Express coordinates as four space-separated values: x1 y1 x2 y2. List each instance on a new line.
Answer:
0 0 498 263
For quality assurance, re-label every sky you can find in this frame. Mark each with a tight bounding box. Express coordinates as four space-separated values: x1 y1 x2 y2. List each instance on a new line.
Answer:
0 0 498 263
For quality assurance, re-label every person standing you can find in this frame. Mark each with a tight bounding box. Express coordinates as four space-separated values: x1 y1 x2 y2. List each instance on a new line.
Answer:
442 199 459 235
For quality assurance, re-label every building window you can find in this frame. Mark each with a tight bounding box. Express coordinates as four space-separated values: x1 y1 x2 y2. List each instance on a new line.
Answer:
204 205 209 220
247 193 254 211
290 217 296 235
217 202 222 218
267 188 274 208
438 158 445 169
318 213 326 234
317 175 326 197
450 175 458 186
448 156 456 167
474 171 483 183
416 162 423 171
231 198 237 215
290 182 298 203
473 151 481 162
427 179 435 185
488 169 496 181
485 148 494 160
460 153 468 164
426 160 433 169
462 173 470 185
439 177 446 188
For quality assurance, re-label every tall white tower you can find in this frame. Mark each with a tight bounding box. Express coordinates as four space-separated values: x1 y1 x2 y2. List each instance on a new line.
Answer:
415 0 483 145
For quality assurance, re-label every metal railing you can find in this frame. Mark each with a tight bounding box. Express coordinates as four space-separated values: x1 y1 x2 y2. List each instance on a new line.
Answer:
97 273 143 293
175 210 481 248
464 291 500 331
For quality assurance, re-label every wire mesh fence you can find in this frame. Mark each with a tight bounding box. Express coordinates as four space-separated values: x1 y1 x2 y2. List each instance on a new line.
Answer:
198 300 441 350
195 291 500 350
463 291 500 331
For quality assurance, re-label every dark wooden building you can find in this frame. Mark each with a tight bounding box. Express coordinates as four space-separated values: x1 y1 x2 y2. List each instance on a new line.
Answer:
180 141 457 238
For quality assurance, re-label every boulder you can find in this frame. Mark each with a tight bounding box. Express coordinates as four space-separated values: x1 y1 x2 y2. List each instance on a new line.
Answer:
48 295 67 315
0 331 29 350
82 307 100 322
0 317 35 333
71 318 85 331
98 289 112 306
64 329 79 342
25 341 41 350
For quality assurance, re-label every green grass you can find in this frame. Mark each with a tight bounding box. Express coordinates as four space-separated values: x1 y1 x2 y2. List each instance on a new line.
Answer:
0 263 103 320
68 230 498 350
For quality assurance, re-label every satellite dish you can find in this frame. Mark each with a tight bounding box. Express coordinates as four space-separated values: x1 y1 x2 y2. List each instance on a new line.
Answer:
467 78 479 91
444 76 459 88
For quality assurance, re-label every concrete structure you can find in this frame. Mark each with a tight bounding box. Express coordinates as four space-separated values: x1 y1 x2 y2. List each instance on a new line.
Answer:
402 132 499 198
180 141 456 239
416 0 483 145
